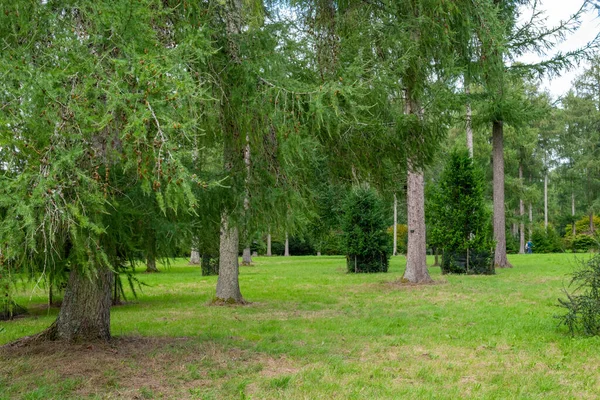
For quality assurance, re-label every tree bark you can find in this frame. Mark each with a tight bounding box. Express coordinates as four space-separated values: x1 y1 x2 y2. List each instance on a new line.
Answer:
242 247 252 266
190 247 201 265
466 87 473 158
284 233 290 257
266 233 272 256
393 194 398 256
519 163 525 254
544 173 548 232
43 265 113 341
404 168 432 283
492 121 511 268
146 254 159 273
529 202 533 241
590 212 595 234
216 217 244 303
572 192 576 236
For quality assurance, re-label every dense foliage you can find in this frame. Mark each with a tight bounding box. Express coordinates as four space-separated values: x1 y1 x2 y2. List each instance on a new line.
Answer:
342 187 392 273
429 149 494 274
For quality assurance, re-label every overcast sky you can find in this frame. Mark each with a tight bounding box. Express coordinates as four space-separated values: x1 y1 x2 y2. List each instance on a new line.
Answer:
517 0 599 100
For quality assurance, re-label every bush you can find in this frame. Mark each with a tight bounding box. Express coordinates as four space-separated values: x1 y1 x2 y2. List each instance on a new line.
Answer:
317 230 344 255
201 255 219 276
428 149 494 275
572 234 597 253
557 254 600 336
531 225 564 253
342 187 391 273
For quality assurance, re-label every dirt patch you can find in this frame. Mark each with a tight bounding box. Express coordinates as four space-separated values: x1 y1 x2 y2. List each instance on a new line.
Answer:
0 336 299 399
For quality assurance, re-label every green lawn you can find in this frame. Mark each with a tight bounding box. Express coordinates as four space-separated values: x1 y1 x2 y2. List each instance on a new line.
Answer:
2 254 599 399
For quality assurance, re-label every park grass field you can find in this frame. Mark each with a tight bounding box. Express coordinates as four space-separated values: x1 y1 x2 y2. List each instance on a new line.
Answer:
1 253 600 399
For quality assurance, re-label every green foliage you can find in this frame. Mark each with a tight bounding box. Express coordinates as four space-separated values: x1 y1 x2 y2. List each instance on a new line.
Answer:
201 255 219 277
557 254 600 336
387 224 408 255
530 225 564 253
342 187 391 273
429 149 494 275
572 235 598 253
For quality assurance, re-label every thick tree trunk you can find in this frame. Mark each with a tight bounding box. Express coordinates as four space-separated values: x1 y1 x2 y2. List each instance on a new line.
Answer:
216 217 244 303
242 247 252 266
404 168 432 283
44 265 113 342
146 254 159 273
190 247 201 265
544 174 548 232
492 121 511 268
393 194 398 256
266 233 272 256
519 163 525 254
284 233 290 257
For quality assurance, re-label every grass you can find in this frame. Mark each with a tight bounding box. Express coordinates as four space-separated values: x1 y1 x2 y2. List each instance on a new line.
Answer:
1 253 600 399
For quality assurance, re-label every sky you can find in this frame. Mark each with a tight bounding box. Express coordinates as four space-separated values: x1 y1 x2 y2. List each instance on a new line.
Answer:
517 0 600 100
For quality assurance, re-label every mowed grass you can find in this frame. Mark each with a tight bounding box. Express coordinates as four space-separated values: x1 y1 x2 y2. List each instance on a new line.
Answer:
2 254 600 399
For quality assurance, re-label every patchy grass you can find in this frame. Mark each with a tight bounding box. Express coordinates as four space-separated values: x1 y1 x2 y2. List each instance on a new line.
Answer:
2 254 600 399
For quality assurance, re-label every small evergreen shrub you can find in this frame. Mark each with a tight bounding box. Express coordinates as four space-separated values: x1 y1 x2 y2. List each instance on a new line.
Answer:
572 234 597 253
429 149 494 275
201 255 219 276
557 254 600 336
342 187 391 273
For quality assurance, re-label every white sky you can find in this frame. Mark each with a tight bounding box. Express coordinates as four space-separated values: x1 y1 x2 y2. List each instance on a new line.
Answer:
518 0 600 100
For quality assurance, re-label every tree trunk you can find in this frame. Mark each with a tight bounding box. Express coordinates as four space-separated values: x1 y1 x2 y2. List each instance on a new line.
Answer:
266 233 272 256
466 87 473 158
519 163 525 254
492 121 511 268
544 173 548 232
393 194 398 256
43 265 113 341
146 254 159 273
590 212 595 234
572 192 576 236
284 233 290 257
404 168 432 283
433 247 440 267
529 202 533 241
216 217 244 303
242 247 252 266
190 247 201 265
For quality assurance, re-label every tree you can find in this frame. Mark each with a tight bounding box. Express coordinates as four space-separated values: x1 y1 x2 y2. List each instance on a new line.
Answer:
0 0 212 341
342 187 392 273
429 149 494 274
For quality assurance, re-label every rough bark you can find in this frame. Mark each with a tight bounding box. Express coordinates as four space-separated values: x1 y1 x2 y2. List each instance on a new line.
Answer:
215 218 245 303
284 233 290 257
393 194 398 256
492 121 511 268
242 247 252 266
189 247 201 265
519 163 525 254
43 265 113 342
266 233 272 256
404 168 432 283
